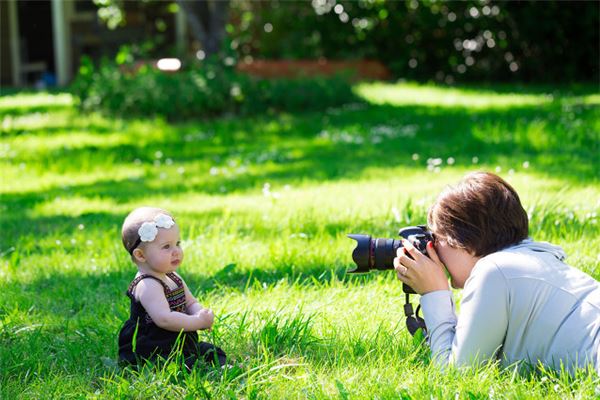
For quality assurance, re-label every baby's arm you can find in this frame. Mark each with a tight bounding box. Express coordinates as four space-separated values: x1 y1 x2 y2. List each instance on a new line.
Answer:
178 275 203 315
136 279 213 332
175 273 212 318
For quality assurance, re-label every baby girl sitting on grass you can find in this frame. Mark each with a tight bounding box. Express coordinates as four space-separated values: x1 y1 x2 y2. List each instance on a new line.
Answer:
118 207 226 368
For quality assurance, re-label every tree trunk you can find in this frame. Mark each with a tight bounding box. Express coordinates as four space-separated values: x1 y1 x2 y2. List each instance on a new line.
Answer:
176 0 229 57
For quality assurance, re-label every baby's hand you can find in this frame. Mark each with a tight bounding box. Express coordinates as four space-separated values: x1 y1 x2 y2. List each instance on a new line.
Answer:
196 308 214 330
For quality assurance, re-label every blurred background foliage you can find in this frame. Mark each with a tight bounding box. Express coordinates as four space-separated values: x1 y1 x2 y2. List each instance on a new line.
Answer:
73 57 358 120
75 0 598 120
93 0 599 83
228 0 598 83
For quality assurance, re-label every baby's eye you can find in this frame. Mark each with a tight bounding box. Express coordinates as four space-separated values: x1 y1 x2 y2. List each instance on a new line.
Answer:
176 241 181 247
163 244 170 249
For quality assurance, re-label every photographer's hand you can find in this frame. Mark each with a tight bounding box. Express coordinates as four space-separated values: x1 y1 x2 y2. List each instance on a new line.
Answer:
394 240 449 294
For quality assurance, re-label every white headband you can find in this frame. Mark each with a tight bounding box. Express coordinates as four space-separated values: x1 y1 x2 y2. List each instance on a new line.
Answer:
129 213 176 254
138 214 175 242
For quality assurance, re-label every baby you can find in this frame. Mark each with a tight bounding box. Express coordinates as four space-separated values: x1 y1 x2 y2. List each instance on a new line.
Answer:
118 206 226 368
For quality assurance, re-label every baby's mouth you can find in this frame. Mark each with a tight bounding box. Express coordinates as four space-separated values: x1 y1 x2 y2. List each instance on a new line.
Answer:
171 259 180 266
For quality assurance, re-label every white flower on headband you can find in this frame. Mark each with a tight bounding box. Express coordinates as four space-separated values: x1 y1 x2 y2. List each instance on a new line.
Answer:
154 213 175 229
137 214 175 243
138 222 159 242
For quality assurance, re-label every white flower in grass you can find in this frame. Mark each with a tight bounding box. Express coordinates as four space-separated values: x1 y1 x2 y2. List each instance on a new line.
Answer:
154 214 175 229
391 206 401 223
447 157 455 165
138 222 158 242
553 384 560 392
522 161 530 169
262 183 271 197
472 156 479 164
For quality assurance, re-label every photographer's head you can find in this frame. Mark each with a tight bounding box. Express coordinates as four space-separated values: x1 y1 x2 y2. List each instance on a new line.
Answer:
428 171 529 257
426 172 528 288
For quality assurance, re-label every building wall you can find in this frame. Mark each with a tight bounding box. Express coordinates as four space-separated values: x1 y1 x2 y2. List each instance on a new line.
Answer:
2 0 183 87
1 1 13 86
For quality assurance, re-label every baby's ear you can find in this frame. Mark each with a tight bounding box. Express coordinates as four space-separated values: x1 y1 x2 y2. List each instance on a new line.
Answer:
132 248 146 263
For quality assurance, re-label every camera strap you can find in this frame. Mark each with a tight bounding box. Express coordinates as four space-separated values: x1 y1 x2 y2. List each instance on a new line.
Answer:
404 293 427 338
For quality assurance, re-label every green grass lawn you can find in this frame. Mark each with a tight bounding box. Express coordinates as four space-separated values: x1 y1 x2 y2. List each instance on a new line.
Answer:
1 82 599 399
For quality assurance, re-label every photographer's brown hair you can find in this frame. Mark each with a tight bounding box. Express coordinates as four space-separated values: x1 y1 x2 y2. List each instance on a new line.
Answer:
428 172 529 257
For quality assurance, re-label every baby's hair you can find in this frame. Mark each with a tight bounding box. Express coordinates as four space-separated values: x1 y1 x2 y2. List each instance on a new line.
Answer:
122 207 174 255
428 171 529 257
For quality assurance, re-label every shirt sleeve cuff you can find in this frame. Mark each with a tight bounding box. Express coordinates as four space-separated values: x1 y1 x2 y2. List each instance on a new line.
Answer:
419 290 455 327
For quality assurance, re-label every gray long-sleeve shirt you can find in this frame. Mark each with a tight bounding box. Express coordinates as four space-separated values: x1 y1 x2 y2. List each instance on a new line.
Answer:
420 240 600 374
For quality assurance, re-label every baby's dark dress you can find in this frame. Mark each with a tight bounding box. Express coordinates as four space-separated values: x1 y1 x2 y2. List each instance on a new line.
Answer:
118 272 226 367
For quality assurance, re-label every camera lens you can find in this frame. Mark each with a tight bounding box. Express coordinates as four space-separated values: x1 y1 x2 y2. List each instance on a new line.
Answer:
348 234 401 272
347 234 371 272
373 238 402 270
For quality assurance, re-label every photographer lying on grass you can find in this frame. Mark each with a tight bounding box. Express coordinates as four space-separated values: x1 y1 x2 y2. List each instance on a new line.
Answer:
394 172 600 374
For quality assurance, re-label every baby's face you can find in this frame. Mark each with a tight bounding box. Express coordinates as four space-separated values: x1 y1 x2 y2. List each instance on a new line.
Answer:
140 223 183 274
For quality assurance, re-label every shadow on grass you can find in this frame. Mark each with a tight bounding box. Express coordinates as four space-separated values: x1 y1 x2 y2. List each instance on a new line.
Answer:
2 87 598 276
2 97 598 245
8 97 599 176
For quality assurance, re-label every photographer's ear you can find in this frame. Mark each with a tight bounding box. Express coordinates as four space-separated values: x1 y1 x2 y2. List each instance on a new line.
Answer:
132 248 146 263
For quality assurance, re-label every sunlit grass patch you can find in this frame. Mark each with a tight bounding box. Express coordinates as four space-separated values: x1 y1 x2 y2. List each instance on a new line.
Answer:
356 82 556 109
0 92 74 111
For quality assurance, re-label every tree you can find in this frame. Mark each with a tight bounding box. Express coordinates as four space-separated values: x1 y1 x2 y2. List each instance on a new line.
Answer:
176 0 230 57
94 0 230 57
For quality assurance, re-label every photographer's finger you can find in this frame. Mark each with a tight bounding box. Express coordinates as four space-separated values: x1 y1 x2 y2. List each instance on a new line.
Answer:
396 266 410 281
394 258 409 277
402 239 423 259
426 241 442 264
398 253 417 268
394 258 407 272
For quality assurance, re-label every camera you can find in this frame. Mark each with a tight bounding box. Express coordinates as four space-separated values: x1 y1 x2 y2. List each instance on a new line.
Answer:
347 225 433 293
347 225 433 337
